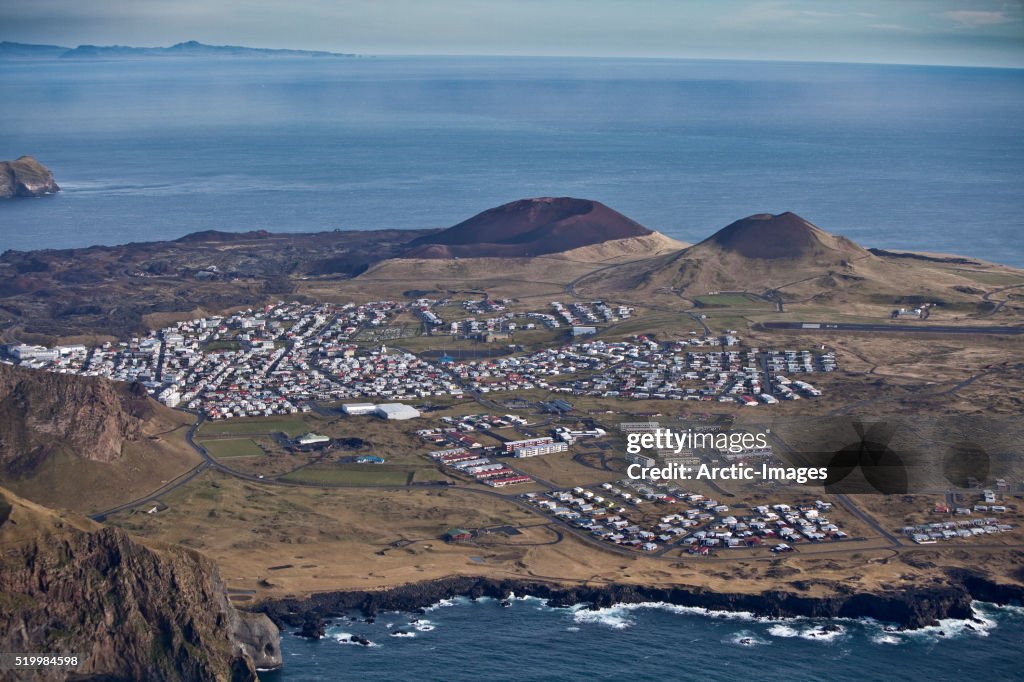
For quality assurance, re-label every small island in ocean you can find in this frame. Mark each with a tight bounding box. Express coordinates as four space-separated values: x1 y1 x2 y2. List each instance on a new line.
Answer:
0 156 60 198
0 40 354 59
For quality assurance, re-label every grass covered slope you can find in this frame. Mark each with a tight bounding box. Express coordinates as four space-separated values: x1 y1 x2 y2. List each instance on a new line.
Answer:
581 212 1024 311
0 363 199 513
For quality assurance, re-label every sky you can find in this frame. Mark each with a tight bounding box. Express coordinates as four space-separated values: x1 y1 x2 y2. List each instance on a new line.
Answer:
2 0 1023 67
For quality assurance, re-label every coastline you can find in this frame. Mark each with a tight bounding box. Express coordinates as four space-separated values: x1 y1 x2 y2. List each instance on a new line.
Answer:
255 569 1024 633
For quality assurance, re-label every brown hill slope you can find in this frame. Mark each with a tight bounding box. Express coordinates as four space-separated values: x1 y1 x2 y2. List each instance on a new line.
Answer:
702 212 868 260
405 197 653 258
359 231 688 300
0 486 280 681
0 363 198 512
580 212 1023 308
587 211 874 296
0 155 60 198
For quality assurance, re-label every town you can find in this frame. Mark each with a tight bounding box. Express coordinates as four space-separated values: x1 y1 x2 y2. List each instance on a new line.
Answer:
2 297 1017 562
524 484 847 554
2 300 836 420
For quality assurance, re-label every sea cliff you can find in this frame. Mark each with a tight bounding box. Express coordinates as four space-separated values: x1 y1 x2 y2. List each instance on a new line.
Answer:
0 488 281 681
0 156 59 198
259 572 1024 634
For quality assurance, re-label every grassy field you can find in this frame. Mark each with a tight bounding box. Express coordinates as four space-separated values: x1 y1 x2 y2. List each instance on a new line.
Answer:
395 334 499 353
198 417 311 438
281 465 414 486
204 340 241 352
693 293 773 308
508 327 569 350
97 465 1012 608
599 311 703 339
412 468 452 483
950 269 1024 286
354 323 423 344
694 312 757 332
200 438 264 459
394 327 567 354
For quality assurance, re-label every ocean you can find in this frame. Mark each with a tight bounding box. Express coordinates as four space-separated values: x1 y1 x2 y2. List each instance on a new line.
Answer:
260 597 1024 681
3 55 1023 678
1 57 1023 266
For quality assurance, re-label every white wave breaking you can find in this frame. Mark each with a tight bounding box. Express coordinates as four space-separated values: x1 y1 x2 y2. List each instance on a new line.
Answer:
727 630 770 646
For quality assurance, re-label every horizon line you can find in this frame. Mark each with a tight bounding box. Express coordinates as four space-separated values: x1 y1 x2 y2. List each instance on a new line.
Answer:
2 39 1022 71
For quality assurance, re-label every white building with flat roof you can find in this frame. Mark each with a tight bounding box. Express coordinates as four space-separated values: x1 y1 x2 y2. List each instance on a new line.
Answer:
514 441 568 458
342 403 377 415
375 403 421 420
297 432 330 445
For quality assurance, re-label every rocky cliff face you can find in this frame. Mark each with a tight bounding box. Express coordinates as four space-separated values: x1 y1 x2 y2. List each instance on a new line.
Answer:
0 487 281 681
261 574 1024 632
0 363 150 476
0 156 59 198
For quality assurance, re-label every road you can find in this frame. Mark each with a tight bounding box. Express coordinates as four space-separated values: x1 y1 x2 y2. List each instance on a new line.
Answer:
758 321 1024 335
92 411 1024 562
564 256 652 297
982 283 1024 317
767 430 904 547
90 461 211 521
687 311 711 335
89 333 1018 561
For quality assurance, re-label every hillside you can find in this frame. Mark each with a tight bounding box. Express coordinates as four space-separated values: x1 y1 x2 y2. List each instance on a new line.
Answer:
580 212 1024 307
405 197 655 258
359 231 687 299
701 212 868 260
0 155 60 198
0 227 431 341
0 363 198 512
0 486 280 681
0 197 674 341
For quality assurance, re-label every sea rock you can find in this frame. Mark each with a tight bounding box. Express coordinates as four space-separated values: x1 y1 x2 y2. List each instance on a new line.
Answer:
231 610 283 670
0 156 59 198
297 615 326 640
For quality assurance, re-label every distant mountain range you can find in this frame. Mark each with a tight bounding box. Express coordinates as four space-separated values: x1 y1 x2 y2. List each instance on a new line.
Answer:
0 40 354 59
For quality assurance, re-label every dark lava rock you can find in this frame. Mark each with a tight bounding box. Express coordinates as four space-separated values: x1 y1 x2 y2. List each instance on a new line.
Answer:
297 615 326 640
258 571 1024 633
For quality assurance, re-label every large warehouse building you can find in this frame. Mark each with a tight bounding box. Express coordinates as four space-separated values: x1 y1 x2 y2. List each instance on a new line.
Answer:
341 403 377 416
375 403 421 420
342 402 421 420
